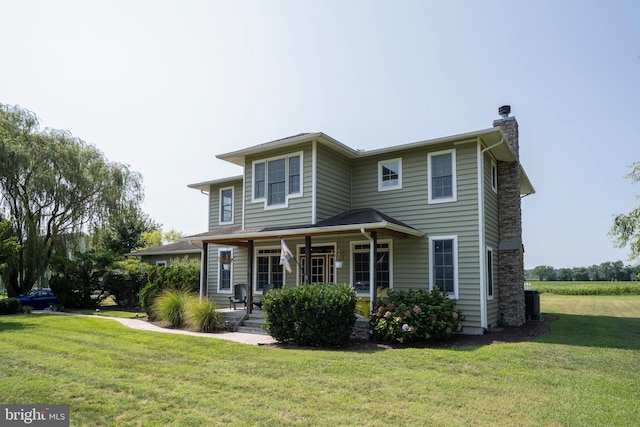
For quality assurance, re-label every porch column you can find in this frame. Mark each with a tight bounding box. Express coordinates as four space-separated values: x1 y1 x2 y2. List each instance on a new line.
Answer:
200 242 208 301
371 231 378 303
247 240 254 314
305 236 312 284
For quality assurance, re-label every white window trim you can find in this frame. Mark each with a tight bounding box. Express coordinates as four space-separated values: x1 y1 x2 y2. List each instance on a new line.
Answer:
253 245 287 293
155 260 167 267
349 239 393 295
490 159 498 193
251 151 304 209
486 246 494 300
427 148 457 204
217 248 234 294
428 235 459 299
378 158 403 192
219 186 234 225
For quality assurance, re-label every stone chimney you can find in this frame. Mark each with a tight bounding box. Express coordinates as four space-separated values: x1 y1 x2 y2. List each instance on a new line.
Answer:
493 105 525 326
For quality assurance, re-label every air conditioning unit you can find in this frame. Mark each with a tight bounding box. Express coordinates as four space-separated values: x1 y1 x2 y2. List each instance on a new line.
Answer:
524 290 540 321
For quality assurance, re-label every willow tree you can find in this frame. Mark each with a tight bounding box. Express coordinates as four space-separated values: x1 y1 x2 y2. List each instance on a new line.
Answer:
610 162 640 262
0 104 144 296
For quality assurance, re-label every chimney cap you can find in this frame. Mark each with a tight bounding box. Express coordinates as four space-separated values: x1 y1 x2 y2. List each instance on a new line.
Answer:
498 105 511 118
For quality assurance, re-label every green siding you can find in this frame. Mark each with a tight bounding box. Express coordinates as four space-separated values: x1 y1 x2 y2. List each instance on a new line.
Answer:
244 143 313 228
315 143 351 221
139 254 200 267
350 141 482 327
207 179 243 231
484 151 500 326
206 245 249 309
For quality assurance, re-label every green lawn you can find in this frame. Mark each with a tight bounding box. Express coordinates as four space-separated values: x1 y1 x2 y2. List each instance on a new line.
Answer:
0 296 638 426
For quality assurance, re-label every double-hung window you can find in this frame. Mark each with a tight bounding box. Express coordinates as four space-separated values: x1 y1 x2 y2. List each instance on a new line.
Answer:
255 248 284 292
378 158 402 191
429 236 458 298
253 153 302 207
428 149 456 203
486 246 494 299
490 159 498 193
218 249 233 292
219 187 233 224
351 242 391 294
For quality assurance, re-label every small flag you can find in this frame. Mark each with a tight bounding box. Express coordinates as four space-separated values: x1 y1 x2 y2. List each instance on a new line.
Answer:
280 239 293 273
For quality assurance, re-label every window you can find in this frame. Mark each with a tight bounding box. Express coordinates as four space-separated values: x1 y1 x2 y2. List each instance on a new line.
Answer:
252 153 303 207
486 247 494 299
155 261 167 267
219 187 233 224
256 248 284 292
428 149 457 203
254 163 265 199
429 236 458 298
218 249 233 292
378 158 402 191
268 158 286 205
289 156 300 194
491 159 498 193
351 242 391 294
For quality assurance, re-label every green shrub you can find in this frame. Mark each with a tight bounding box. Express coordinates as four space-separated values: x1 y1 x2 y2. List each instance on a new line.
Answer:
262 283 356 347
0 297 21 315
183 296 222 332
149 289 192 327
49 275 93 309
370 288 464 343
140 260 200 316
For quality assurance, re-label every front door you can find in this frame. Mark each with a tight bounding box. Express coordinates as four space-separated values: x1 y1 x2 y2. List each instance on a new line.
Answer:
299 250 336 284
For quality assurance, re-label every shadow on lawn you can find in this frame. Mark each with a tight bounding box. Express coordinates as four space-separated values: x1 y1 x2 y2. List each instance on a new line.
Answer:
534 313 640 350
0 318 34 332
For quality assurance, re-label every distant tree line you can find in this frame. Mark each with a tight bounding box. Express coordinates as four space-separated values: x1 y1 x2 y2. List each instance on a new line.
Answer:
527 261 640 282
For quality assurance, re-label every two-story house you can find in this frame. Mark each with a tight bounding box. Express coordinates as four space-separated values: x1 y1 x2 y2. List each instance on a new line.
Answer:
186 106 534 334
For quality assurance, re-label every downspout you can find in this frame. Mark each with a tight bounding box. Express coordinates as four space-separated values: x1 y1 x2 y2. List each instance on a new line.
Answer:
477 140 487 329
312 140 317 225
242 172 246 229
477 138 503 329
360 228 375 313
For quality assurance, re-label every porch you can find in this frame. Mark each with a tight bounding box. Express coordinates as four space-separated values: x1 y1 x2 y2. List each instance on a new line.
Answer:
187 208 425 316
217 306 371 340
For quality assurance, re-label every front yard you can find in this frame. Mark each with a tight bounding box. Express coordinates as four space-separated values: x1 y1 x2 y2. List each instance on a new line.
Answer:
0 295 638 426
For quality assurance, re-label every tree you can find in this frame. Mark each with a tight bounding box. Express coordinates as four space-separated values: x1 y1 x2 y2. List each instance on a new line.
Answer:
532 265 556 281
610 162 640 262
0 219 20 277
97 207 160 256
0 104 144 297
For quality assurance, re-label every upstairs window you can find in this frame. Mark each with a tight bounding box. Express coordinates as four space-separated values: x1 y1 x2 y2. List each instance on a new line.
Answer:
289 156 300 194
268 158 286 206
219 187 233 224
491 159 498 193
428 149 457 203
253 153 303 207
378 158 402 191
254 163 265 199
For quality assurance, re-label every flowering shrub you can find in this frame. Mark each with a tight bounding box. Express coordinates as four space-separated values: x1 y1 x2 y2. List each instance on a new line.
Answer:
369 288 464 343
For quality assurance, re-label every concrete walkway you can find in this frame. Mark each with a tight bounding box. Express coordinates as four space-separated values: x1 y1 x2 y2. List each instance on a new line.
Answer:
33 311 277 346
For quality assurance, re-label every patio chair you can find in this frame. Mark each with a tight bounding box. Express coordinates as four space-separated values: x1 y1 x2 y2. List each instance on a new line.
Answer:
228 284 247 310
252 283 275 310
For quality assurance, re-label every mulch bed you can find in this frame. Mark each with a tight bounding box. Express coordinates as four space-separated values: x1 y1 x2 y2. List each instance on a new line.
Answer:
262 316 556 350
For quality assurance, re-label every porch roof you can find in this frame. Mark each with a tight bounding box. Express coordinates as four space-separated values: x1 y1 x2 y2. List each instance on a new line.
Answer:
183 208 424 247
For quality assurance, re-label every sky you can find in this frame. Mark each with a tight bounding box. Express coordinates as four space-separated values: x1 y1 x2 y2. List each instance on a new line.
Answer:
0 0 638 270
